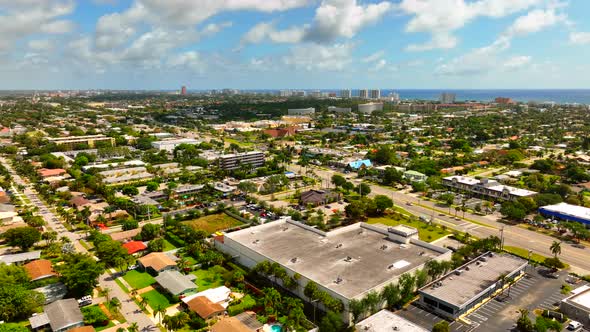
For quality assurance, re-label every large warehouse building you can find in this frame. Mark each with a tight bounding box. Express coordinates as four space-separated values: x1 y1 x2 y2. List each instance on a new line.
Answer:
539 202 590 226
418 252 527 320
215 219 451 321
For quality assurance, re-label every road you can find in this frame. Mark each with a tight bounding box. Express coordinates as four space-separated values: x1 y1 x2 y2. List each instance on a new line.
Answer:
291 163 590 274
0 157 156 332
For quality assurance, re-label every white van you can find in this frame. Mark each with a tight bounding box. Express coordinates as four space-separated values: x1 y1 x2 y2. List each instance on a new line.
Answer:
567 321 582 331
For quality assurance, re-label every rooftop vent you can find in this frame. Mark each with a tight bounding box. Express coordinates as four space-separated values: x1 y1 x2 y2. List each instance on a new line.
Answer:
335 243 343 249
465 266 470 271
480 257 487 262
291 257 298 263
252 239 260 244
344 256 353 262
419 251 425 256
488 252 494 257
334 276 343 284
282 227 289 231
399 244 408 249
455 270 463 276
380 245 388 250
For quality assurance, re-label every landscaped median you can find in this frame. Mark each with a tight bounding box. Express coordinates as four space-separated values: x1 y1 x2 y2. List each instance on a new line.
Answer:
502 245 569 269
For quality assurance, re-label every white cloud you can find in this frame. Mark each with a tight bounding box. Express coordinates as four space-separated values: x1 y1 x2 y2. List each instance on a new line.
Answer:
167 51 205 72
398 0 543 51
28 39 54 51
240 22 306 45
282 42 354 71
503 55 531 69
504 8 566 37
304 0 392 42
569 31 590 45
369 59 388 71
240 0 391 46
361 50 385 63
0 0 75 51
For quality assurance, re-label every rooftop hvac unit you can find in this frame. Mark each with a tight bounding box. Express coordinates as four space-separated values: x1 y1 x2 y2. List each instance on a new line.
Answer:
455 270 463 275
335 276 343 284
335 243 343 248
380 245 388 250
291 257 298 263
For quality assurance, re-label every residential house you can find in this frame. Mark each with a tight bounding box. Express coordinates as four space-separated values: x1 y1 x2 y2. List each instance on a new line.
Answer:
300 189 339 207
138 252 177 275
185 296 225 320
122 241 147 255
211 312 263 332
109 228 141 242
29 298 84 332
403 170 428 183
0 250 41 265
155 270 197 296
24 259 57 281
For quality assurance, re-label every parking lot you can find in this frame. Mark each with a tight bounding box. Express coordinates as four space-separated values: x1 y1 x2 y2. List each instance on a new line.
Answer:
399 267 582 332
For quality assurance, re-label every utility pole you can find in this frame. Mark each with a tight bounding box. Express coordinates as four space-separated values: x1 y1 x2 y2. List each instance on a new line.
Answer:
500 226 505 251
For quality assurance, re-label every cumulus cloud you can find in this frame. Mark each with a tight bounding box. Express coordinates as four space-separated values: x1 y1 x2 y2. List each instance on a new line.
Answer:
28 39 54 51
504 8 567 37
240 0 391 47
399 0 543 51
282 42 355 71
361 50 385 63
569 31 590 45
436 3 567 75
240 22 307 45
0 0 75 51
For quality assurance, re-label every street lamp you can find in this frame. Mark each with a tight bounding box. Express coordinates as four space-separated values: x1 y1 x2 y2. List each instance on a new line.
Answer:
311 299 319 323
527 250 533 272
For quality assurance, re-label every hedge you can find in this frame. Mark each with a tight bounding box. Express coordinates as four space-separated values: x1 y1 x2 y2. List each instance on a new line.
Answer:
227 295 256 316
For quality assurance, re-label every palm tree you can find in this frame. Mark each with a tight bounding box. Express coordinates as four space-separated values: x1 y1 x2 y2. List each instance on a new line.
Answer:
154 304 166 325
139 297 148 310
99 287 111 303
550 241 562 258
127 322 139 332
116 328 125 332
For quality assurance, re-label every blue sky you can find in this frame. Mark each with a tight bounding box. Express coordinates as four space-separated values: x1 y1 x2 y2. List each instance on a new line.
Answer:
0 0 589 90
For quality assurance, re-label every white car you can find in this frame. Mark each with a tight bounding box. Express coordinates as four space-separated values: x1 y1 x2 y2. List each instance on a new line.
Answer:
567 321 582 331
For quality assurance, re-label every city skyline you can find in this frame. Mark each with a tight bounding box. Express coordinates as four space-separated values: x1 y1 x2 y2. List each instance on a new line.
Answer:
0 0 589 90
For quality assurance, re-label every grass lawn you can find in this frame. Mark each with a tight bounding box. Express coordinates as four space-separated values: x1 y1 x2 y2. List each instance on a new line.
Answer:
142 289 173 310
122 270 156 290
367 216 450 242
162 239 176 251
503 246 563 267
191 265 228 291
95 321 115 332
183 213 244 234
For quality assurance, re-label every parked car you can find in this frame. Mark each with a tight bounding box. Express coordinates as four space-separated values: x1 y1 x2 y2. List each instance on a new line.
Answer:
77 295 92 307
567 321 582 330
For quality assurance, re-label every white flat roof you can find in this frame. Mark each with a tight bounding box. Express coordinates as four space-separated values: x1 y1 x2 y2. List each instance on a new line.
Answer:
355 310 428 332
444 175 480 185
541 203 590 221
565 285 590 310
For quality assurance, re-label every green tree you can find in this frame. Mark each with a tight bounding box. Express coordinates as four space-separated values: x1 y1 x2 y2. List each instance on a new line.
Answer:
331 174 346 188
2 227 41 251
381 283 401 310
432 320 450 332
237 181 258 193
140 223 161 241
122 219 139 231
148 238 165 252
57 253 105 297
550 241 562 259
373 195 394 214
96 240 130 267
122 185 139 196
0 284 45 321
348 298 365 323
0 264 30 285
318 311 343 332
516 308 534 332
0 323 29 332
356 183 371 196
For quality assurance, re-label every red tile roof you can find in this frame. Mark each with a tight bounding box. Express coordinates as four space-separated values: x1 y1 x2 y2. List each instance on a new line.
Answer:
122 241 147 254
38 168 67 178
23 259 57 281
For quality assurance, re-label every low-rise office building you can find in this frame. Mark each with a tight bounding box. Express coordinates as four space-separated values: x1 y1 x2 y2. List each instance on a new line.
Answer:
539 202 590 226
151 138 202 153
418 252 527 319
560 285 590 328
47 134 115 148
99 166 154 185
287 107 315 115
443 176 537 201
215 220 451 321
355 310 428 332
219 151 265 171
358 102 383 114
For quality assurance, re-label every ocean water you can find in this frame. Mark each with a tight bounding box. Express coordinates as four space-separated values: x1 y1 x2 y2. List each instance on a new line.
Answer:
382 89 590 104
250 89 590 104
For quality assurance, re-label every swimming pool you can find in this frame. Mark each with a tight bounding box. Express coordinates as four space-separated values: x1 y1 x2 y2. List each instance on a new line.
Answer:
270 325 282 332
